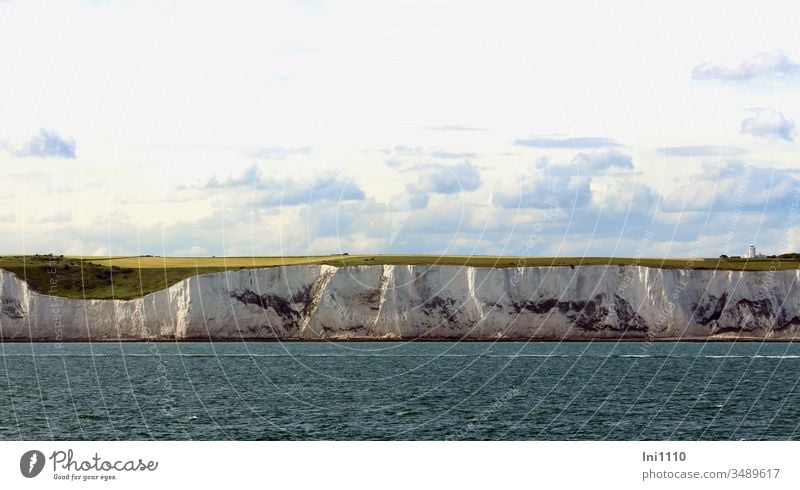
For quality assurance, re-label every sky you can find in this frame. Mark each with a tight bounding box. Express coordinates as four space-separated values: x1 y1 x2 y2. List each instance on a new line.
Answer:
1 0 799 258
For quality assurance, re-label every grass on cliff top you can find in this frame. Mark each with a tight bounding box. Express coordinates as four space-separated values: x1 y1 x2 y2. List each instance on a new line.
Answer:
1 254 799 300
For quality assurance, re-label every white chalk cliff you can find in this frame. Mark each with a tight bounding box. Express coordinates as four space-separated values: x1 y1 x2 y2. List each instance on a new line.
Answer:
2 264 800 340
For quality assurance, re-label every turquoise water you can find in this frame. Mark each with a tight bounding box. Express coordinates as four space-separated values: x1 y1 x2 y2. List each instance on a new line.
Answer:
1 341 799 440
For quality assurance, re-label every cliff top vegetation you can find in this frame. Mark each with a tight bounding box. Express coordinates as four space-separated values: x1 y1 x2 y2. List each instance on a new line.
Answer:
1 254 799 300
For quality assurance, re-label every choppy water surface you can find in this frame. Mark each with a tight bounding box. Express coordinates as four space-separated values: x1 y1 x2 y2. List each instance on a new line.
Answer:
1 341 800 440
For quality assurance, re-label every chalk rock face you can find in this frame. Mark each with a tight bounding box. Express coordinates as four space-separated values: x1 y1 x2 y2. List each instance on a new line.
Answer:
2 265 800 340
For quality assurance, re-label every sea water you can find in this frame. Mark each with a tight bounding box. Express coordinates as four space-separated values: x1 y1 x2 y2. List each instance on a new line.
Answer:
1 341 799 440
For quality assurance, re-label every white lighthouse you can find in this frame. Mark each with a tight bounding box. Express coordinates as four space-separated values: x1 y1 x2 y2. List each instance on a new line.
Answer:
746 244 766 258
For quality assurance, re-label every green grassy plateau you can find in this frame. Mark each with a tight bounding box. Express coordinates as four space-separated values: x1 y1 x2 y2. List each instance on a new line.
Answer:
1 253 799 300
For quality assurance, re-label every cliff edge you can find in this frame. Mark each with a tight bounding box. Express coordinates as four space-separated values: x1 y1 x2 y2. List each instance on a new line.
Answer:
1 264 799 341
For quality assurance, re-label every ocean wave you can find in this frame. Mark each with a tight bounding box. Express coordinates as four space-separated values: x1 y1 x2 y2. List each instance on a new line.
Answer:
2 352 800 360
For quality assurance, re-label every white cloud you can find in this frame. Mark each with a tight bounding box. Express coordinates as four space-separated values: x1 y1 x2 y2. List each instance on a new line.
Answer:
592 179 659 215
415 162 482 194
493 164 591 209
572 149 633 172
656 145 747 157
171 245 210 257
692 51 800 81
514 136 621 149
192 164 365 206
491 151 633 209
3 1 800 258
740 108 795 141
2 128 76 159
387 189 429 245
786 227 800 253
661 161 798 212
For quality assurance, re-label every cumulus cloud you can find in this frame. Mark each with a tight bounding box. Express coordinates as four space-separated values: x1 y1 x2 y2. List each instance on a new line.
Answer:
513 136 621 149
387 201 510 238
200 164 261 189
656 145 747 157
572 149 633 172
382 145 483 184
415 162 482 194
1 128 76 158
661 161 798 212
369 160 482 245
381 145 477 161
381 145 425 157
492 163 591 209
194 163 365 206
492 150 633 209
740 108 795 141
390 188 429 211
692 51 800 81
592 179 659 215
42 208 283 258
385 188 430 245
304 198 388 239
260 174 364 206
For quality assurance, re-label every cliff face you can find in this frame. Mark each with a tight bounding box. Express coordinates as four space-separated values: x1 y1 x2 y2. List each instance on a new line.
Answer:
1 264 800 341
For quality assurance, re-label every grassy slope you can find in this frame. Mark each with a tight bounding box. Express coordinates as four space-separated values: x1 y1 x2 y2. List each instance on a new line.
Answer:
1 254 798 300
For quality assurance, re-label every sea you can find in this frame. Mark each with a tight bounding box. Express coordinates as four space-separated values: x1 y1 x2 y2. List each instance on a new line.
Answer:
1 341 799 440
